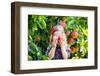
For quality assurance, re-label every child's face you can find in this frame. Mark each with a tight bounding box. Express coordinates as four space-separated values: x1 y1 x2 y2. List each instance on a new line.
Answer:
53 31 66 45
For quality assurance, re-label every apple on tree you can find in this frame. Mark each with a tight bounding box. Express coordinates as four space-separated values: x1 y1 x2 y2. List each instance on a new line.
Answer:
72 31 78 39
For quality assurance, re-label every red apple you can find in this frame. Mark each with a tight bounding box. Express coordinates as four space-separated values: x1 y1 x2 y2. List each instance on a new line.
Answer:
68 38 74 45
66 31 70 37
72 31 78 39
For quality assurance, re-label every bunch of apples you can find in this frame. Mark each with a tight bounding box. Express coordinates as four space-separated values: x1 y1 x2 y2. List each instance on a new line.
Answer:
60 18 79 53
66 31 78 53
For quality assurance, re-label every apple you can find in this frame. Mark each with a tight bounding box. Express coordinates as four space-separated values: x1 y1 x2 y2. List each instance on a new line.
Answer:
66 31 70 37
68 38 74 45
58 35 62 43
72 31 78 39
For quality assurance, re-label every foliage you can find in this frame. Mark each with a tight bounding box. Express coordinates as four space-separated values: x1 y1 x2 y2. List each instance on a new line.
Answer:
28 15 88 60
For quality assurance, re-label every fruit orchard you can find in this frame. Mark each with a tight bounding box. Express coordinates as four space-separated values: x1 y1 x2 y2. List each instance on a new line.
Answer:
28 15 88 60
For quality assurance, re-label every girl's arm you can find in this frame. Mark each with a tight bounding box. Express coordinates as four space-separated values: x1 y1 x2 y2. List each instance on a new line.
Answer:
48 36 57 59
48 47 56 59
61 46 68 59
60 40 69 59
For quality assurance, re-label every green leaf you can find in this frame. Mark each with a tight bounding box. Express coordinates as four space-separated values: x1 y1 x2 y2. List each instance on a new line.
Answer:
29 42 39 52
37 19 46 29
82 28 88 36
32 23 38 31
29 35 32 41
37 21 43 29
42 55 48 60
40 19 46 29
28 55 33 60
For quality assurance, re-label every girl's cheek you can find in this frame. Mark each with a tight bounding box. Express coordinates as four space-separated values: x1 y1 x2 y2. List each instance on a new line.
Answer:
53 36 58 40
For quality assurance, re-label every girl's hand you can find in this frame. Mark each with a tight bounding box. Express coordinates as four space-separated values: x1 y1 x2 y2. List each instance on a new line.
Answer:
51 36 58 48
59 34 67 50
59 40 67 49
48 36 57 59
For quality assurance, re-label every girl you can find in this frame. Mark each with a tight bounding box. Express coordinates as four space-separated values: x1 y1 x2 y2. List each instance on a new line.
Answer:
46 25 71 60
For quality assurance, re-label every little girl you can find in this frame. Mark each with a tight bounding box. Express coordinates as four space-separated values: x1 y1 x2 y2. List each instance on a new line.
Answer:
46 25 71 60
